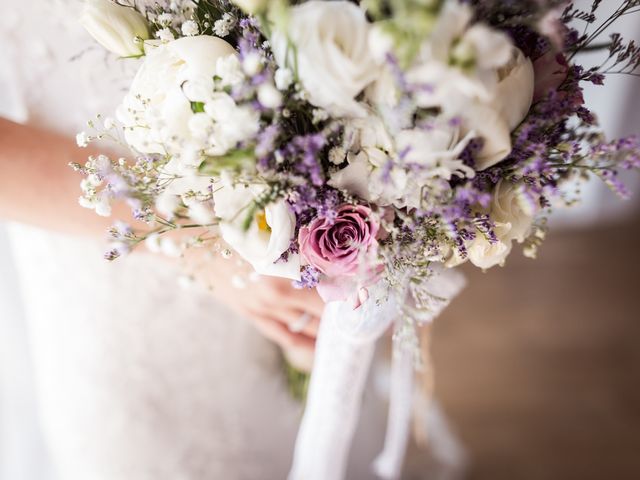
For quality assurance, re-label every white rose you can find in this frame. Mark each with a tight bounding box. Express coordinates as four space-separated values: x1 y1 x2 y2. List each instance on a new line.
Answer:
213 184 300 280
80 0 149 58
271 1 379 118
467 226 513 269
468 180 537 269
116 36 238 156
492 50 535 132
466 49 535 170
490 179 537 243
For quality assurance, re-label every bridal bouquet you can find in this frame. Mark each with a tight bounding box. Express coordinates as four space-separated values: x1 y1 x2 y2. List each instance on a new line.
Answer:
74 0 640 478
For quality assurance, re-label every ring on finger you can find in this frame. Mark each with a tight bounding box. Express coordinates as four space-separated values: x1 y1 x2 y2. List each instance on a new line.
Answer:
289 312 312 333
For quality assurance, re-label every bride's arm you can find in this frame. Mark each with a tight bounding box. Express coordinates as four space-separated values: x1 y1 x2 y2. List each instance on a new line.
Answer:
0 117 322 367
0 117 125 235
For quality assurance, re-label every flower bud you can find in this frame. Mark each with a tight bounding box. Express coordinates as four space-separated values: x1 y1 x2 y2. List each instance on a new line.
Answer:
80 0 150 58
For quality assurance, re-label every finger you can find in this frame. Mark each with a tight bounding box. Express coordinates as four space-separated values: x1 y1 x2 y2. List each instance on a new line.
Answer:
270 307 320 337
286 288 326 318
253 278 326 319
247 311 316 352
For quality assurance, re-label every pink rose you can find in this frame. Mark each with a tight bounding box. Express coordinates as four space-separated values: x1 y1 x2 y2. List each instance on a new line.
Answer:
533 50 569 102
298 204 381 303
299 204 379 277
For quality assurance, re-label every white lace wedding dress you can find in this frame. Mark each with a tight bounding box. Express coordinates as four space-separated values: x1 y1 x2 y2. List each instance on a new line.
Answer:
0 2 465 479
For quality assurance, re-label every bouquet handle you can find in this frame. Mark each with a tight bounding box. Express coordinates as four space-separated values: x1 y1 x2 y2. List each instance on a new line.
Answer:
288 284 397 480
288 269 466 480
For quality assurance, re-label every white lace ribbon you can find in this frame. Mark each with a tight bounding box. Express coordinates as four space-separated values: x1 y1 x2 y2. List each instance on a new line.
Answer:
288 269 466 480
372 344 415 480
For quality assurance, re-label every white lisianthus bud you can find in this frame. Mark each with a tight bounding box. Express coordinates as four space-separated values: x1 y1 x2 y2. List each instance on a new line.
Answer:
231 0 268 14
80 0 150 58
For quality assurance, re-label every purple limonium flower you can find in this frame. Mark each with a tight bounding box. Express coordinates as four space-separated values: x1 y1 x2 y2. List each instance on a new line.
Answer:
293 265 321 290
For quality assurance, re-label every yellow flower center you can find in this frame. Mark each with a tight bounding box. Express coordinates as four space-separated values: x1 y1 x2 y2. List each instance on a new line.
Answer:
255 210 271 232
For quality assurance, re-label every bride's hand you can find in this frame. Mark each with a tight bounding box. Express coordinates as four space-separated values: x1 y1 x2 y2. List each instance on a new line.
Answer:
181 246 324 371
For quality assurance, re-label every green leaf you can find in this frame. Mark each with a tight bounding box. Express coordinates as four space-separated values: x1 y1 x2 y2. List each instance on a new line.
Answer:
190 101 205 114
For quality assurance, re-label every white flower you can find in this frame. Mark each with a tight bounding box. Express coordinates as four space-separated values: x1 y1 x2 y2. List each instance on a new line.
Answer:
159 237 183 258
103 117 116 130
116 36 237 156
392 125 476 209
157 13 174 26
274 68 293 91
145 233 162 253
94 198 112 217
365 67 401 108
242 52 263 76
76 131 89 148
402 2 534 171
329 115 405 206
271 1 379 118
331 117 476 209
80 0 149 58
257 83 283 109
468 180 538 269
79 191 112 217
213 183 301 280
204 93 260 155
187 113 214 141
156 28 175 42
491 49 535 132
467 227 513 270
155 191 181 219
396 124 476 179
329 151 408 206
213 13 236 37
329 146 347 165
187 202 215 225
368 24 395 64
408 3 513 109
181 20 199 37
155 160 215 221
490 179 537 243
216 55 245 87
465 49 535 169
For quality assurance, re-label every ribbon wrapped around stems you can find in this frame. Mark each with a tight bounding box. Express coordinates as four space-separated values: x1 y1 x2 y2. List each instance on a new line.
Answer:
288 267 466 480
